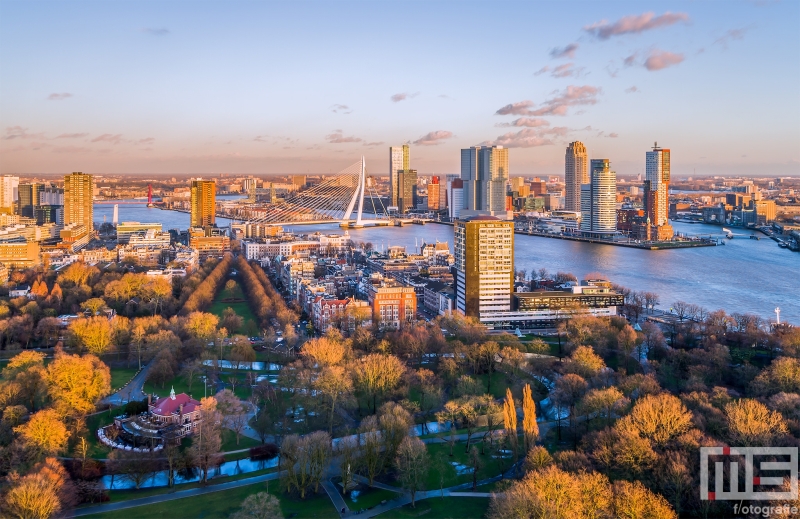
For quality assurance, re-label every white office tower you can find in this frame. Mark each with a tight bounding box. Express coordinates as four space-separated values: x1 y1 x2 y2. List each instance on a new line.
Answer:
0 175 19 213
460 146 510 219
112 204 119 224
454 216 514 318
389 144 409 208
645 144 670 226
447 179 464 219
565 141 588 214
580 159 617 234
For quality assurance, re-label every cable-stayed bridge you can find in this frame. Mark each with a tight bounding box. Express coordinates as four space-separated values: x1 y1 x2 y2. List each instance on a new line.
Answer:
241 157 391 228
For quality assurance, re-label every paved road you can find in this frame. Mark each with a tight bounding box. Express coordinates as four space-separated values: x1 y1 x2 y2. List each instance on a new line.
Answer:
101 361 153 406
72 471 284 517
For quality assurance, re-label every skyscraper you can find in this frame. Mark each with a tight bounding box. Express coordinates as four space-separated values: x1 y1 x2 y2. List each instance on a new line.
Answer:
63 172 94 232
580 159 617 234
18 183 44 218
190 179 216 228
0 175 19 214
389 144 410 208
565 141 588 214
645 143 670 227
397 169 417 213
454 215 514 318
460 145 510 218
428 176 441 210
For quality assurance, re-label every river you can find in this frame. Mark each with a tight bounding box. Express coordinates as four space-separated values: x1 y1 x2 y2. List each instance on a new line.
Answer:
93 201 798 324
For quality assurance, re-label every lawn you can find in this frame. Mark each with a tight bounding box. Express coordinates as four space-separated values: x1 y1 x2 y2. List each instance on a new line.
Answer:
83 482 337 519
142 374 206 400
422 441 509 491
219 429 261 452
78 411 119 458
110 367 140 391
342 484 401 511
376 496 490 519
209 281 259 336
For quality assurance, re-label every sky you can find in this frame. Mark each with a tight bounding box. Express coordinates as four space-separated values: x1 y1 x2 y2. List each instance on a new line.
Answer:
0 0 798 178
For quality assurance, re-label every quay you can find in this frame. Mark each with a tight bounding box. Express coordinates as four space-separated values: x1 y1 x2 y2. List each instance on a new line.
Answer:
511 229 717 250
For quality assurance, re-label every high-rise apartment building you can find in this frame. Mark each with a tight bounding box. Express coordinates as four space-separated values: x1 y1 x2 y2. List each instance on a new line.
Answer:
565 142 588 214
63 172 94 232
428 176 441 210
0 175 19 214
397 169 417 213
18 183 45 218
190 179 216 228
580 159 617 234
447 179 463 219
645 143 670 226
389 144 410 208
454 215 514 318
460 146 510 218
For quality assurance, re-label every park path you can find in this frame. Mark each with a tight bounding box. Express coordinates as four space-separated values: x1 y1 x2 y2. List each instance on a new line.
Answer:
101 360 154 406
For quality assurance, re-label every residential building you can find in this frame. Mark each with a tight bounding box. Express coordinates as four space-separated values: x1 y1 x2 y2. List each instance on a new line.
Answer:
447 179 463 219
0 175 19 214
190 179 216 228
64 172 94 234
397 169 417 213
645 143 670 226
389 144 410 208
128 230 171 248
0 240 40 268
59 224 91 252
35 205 62 225
565 141 588 213
530 180 548 197
18 183 44 218
454 215 514 318
365 274 416 330
39 187 64 206
428 177 441 210
117 222 163 243
188 228 229 261
580 159 617 235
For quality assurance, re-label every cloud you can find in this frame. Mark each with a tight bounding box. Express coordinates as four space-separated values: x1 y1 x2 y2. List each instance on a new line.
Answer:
625 86 639 93
365 141 384 146
54 133 88 139
496 117 551 128
326 130 362 144
3 126 46 140
48 93 73 100
534 66 550 76
413 131 453 146
495 85 600 117
623 53 638 67
714 27 749 48
142 27 169 36
331 104 352 114
51 145 92 154
644 50 684 71
550 43 579 59
137 137 155 144
551 63 576 78
607 133 619 138
390 92 420 102
437 94 450 99
482 128 555 148
253 136 268 142
584 12 690 40
91 133 125 144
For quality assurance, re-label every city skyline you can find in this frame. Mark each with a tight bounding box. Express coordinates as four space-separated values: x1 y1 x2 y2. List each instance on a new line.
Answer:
1 1 798 177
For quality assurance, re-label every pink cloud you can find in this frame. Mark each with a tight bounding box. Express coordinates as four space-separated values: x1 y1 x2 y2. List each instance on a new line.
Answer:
495 86 600 117
644 50 684 71
91 133 125 144
326 130 362 144
550 43 579 59
48 93 73 100
413 131 453 146
584 12 690 40
55 133 88 139
482 128 555 148
3 126 46 140
496 117 551 128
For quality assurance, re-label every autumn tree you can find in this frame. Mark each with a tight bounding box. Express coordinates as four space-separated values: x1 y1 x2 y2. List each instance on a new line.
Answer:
563 345 606 379
301 337 347 368
725 398 788 446
185 311 220 341
314 365 354 434
215 389 250 445
582 386 627 429
395 436 429 507
503 388 518 462
615 393 692 447
46 352 111 416
522 383 538 452
612 480 677 519
14 409 69 457
189 396 223 483
68 316 114 355
2 351 48 411
4 458 72 519
351 353 405 413
750 357 800 395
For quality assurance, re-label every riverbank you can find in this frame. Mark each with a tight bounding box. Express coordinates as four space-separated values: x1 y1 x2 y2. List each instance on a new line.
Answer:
512 229 717 250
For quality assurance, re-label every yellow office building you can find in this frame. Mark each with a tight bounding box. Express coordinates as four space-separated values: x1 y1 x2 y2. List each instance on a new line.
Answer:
64 172 94 232
190 180 216 228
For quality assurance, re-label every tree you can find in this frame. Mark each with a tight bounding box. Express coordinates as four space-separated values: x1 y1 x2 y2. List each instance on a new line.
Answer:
563 345 606 379
617 325 639 375
612 480 677 519
189 396 223 483
107 449 158 490
582 386 626 429
724 398 788 446
3 351 48 411
230 338 257 370
552 374 587 442
378 401 414 464
750 357 800 395
14 409 69 457
395 436 429 507
336 436 361 496
80 297 106 316
314 365 354 434
503 388 518 462
468 446 483 491
215 389 249 445
357 416 384 485
280 430 331 499
221 307 244 335
4 458 70 519
230 492 283 519
521 383 538 452
59 261 97 287
46 352 111 416
615 393 692 447
351 354 405 413
185 311 220 341
68 316 114 356
301 337 346 367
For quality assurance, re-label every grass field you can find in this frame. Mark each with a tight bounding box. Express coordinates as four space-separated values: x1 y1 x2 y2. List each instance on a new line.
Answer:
83 482 336 519
343 485 401 510
219 429 261 452
209 281 258 336
376 496 490 519
79 412 117 458
422 441 508 491
110 367 140 391
142 373 202 400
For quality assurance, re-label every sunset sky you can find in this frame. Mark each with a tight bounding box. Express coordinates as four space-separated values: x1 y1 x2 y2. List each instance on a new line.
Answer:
1 0 798 177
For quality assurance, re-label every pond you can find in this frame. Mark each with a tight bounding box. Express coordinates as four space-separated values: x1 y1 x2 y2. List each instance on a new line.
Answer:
203 360 282 371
